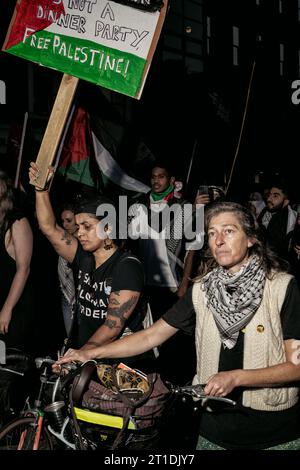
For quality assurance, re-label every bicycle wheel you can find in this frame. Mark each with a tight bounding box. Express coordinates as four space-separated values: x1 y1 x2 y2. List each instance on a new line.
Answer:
0 417 53 450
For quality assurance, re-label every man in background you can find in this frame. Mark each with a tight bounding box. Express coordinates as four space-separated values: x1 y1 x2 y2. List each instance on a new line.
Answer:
258 180 296 260
128 164 197 382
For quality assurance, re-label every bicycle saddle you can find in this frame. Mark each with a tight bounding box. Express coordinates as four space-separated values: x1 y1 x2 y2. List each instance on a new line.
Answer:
5 348 31 363
71 361 97 403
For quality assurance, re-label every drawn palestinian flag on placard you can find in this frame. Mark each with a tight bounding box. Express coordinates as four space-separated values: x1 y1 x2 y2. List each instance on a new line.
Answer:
4 0 65 50
2 0 166 98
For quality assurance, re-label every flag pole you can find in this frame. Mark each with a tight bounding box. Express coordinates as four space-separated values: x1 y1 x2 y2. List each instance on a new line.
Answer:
14 111 28 189
53 103 76 172
185 139 198 187
46 103 76 193
225 60 256 196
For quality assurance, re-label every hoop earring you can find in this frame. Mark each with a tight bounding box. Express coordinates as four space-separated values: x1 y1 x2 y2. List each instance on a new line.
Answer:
104 238 114 250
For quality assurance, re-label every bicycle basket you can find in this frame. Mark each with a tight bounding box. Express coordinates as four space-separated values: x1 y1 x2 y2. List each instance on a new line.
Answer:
78 363 171 430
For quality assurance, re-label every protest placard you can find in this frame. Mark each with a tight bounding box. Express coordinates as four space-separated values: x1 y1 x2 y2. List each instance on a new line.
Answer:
3 0 168 98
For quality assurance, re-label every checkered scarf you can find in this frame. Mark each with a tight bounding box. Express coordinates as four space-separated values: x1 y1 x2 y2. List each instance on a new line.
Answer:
261 210 273 228
58 256 76 309
201 255 266 349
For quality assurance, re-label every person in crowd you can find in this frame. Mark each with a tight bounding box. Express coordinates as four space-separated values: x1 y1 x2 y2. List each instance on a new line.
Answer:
191 183 226 277
57 201 300 450
289 207 300 284
0 171 34 352
128 163 197 381
57 203 78 337
194 184 225 207
258 180 297 260
29 163 148 366
128 163 195 317
248 190 266 219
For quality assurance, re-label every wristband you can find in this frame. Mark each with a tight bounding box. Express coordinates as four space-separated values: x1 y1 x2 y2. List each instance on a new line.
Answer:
35 187 48 192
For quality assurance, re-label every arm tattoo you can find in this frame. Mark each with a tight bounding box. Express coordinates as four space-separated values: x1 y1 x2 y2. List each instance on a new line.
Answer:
105 295 139 329
104 319 118 329
61 230 72 246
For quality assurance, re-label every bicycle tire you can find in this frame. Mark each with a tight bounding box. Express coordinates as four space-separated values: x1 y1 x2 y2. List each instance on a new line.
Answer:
0 417 53 450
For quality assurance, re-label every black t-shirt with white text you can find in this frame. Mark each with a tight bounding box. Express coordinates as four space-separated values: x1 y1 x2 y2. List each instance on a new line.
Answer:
73 245 144 348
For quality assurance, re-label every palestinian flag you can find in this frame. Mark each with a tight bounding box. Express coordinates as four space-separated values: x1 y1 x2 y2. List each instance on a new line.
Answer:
92 131 150 194
2 0 166 98
58 106 94 187
58 106 150 194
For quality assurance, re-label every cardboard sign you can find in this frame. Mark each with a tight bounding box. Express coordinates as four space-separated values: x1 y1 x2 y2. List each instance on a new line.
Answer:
2 0 168 99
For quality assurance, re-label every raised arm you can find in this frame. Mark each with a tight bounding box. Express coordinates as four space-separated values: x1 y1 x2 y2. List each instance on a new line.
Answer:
29 162 77 262
0 218 32 334
81 289 141 350
56 318 178 365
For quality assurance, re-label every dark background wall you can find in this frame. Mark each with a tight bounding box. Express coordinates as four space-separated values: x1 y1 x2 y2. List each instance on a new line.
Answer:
1 0 300 203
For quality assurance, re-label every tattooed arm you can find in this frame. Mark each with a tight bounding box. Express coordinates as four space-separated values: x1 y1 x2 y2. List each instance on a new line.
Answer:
81 290 140 350
34 186 78 262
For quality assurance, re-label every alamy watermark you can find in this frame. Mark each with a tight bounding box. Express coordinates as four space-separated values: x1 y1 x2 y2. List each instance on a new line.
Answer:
291 339 300 365
95 196 205 251
0 80 6 104
291 80 300 105
0 340 6 363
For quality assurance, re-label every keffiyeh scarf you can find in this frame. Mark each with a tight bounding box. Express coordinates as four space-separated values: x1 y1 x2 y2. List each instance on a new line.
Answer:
58 256 76 311
201 255 266 349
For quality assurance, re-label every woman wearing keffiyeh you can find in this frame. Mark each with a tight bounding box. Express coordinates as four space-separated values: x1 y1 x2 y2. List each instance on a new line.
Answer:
57 201 300 450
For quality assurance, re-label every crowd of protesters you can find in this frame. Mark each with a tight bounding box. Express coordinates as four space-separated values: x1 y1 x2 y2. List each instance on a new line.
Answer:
1 161 300 450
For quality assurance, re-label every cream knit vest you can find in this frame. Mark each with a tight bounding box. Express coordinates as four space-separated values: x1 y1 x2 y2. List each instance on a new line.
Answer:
192 272 299 411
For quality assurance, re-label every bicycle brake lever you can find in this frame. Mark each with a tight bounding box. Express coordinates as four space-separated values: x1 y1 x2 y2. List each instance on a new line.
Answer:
184 384 205 397
177 384 205 397
183 385 237 406
0 367 24 377
204 396 237 406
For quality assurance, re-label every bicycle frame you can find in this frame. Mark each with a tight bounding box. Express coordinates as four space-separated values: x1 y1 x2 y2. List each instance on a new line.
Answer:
0 357 238 451
0 356 75 450
24 360 76 450
17 413 43 450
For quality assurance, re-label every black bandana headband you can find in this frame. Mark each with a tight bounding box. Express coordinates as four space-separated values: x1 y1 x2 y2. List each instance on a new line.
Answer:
74 197 115 218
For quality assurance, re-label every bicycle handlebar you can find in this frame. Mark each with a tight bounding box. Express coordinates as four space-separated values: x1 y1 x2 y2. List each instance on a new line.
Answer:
171 383 237 406
33 358 237 406
34 357 78 371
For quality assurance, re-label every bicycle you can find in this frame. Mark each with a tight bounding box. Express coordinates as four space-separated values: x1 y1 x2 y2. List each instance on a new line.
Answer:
0 356 236 451
0 349 36 427
0 355 77 450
